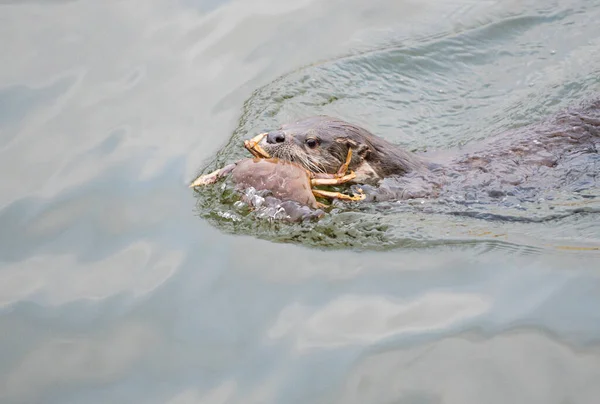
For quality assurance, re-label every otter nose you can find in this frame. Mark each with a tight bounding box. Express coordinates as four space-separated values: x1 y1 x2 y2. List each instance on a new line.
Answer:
266 131 286 144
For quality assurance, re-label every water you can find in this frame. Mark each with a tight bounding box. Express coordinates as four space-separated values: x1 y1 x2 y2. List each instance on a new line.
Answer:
1 1 599 403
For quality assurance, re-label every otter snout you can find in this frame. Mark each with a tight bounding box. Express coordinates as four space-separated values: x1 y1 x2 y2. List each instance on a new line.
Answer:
266 131 286 144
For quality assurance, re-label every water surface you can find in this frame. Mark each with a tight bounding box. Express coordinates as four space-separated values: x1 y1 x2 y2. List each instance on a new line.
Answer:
1 1 599 403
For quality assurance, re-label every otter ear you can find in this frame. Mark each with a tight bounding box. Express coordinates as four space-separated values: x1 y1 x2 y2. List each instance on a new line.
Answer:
335 137 371 159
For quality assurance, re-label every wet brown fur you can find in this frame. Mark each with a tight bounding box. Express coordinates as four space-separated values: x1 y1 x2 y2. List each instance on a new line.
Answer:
259 99 600 192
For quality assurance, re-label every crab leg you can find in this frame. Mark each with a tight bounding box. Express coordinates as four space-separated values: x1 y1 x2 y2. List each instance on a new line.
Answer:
312 188 365 202
310 148 357 185
189 163 237 188
243 133 271 158
336 148 353 177
310 171 357 186
310 147 364 202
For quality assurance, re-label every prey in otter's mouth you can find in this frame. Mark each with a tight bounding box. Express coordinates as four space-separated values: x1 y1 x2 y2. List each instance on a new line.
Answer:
190 133 366 213
256 116 426 185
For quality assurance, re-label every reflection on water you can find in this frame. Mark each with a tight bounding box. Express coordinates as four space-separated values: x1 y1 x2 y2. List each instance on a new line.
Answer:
335 330 600 404
0 241 181 306
1 0 600 403
3 322 160 403
269 292 491 350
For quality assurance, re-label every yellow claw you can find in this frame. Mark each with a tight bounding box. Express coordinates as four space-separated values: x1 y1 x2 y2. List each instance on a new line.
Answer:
310 171 356 186
336 148 353 177
312 188 365 202
244 132 271 158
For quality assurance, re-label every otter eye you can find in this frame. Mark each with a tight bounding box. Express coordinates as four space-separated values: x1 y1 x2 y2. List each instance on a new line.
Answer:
305 138 319 149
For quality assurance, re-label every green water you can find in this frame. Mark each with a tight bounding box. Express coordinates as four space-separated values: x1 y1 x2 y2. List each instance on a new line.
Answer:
1 1 599 403
195 2 600 251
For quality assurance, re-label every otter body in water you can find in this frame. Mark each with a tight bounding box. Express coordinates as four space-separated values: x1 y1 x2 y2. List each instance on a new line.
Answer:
256 99 600 201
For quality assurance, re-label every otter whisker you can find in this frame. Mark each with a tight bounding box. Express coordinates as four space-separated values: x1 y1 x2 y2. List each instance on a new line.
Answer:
297 153 324 174
305 155 327 174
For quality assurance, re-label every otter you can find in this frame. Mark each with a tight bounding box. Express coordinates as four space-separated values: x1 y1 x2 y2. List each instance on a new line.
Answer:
255 99 600 200
258 115 427 185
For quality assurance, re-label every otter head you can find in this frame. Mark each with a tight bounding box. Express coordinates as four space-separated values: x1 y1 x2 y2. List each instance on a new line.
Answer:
258 116 371 174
